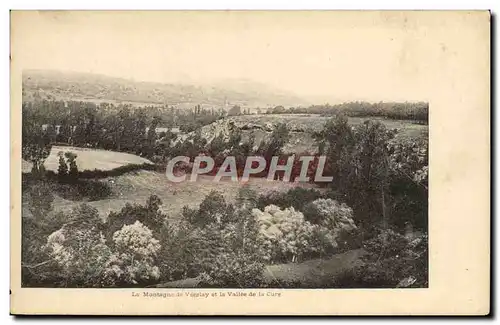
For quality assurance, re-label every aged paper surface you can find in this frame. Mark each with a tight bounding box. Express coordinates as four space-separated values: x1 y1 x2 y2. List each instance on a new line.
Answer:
10 11 489 315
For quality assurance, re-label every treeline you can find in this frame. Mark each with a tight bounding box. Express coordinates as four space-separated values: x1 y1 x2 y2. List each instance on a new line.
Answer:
23 99 225 142
22 100 216 158
266 101 428 122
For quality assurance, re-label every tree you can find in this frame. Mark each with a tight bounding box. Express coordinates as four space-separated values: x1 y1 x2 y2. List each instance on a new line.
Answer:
314 114 355 189
22 182 64 286
57 123 72 144
64 152 79 181
303 198 356 232
198 251 264 288
43 204 111 287
236 185 258 209
146 116 162 156
26 182 54 220
228 105 242 116
351 121 395 229
271 105 286 114
252 205 338 263
106 195 167 242
57 151 68 181
22 107 52 178
316 117 396 231
334 230 428 288
45 124 57 143
104 221 161 285
183 191 235 227
303 198 359 251
258 123 290 160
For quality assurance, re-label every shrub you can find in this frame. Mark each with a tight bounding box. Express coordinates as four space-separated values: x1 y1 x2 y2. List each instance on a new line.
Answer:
57 151 68 181
26 182 54 219
157 221 205 281
302 198 360 251
106 195 167 242
162 203 264 284
252 205 338 263
235 184 258 208
22 182 66 287
303 199 356 229
198 251 264 288
256 187 324 212
43 204 111 287
21 216 60 287
54 179 112 201
104 221 161 286
76 163 157 179
64 152 79 182
182 191 235 227
332 229 428 288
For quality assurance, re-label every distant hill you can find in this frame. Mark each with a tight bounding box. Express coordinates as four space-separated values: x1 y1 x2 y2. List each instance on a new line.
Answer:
22 69 309 109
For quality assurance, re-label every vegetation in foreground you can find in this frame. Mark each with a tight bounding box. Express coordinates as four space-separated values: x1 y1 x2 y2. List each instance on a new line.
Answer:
21 98 428 288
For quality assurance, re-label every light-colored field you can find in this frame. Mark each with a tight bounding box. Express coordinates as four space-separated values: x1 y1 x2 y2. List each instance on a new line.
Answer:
22 146 152 173
52 171 322 219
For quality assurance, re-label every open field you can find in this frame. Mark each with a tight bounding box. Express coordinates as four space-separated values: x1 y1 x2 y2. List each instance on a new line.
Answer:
22 145 152 173
156 248 366 288
50 171 323 219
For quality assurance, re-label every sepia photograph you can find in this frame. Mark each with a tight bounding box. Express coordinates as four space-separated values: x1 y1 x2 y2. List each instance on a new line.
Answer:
10 10 489 315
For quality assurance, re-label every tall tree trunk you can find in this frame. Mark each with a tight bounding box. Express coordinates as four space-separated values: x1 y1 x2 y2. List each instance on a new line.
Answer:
381 187 387 230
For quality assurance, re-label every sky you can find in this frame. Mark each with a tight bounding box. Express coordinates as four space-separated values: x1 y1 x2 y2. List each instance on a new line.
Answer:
11 11 457 102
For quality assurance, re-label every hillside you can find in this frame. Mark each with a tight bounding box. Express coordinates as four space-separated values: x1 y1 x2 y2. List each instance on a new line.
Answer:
22 70 308 109
179 114 429 154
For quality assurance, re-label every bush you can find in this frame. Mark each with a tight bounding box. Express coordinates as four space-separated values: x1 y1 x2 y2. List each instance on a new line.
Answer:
182 191 235 227
104 221 161 286
198 251 265 288
252 205 339 263
21 182 68 287
42 204 112 287
25 182 54 219
303 198 356 229
256 187 325 212
161 197 264 284
39 204 164 287
57 152 68 180
303 198 360 251
76 163 157 179
106 195 167 242
157 221 205 281
64 152 79 182
332 229 428 288
54 179 112 201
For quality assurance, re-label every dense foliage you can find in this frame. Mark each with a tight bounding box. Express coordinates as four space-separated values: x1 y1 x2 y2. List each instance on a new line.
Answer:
252 205 341 263
104 221 161 286
270 101 428 122
21 97 428 288
333 229 428 288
